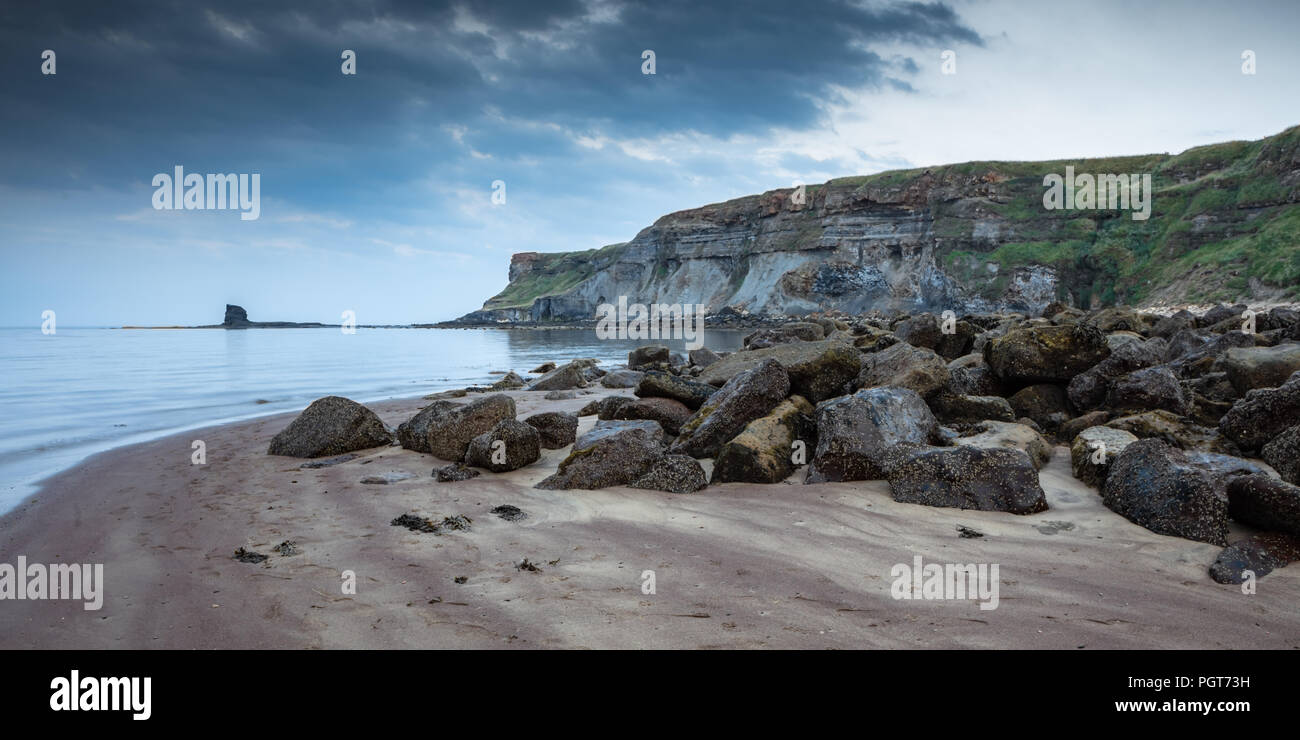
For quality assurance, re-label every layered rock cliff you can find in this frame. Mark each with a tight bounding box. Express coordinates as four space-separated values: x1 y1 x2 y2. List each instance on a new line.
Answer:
455 126 1300 323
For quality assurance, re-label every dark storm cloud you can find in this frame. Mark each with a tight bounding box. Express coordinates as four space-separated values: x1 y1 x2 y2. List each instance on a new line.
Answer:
0 0 981 193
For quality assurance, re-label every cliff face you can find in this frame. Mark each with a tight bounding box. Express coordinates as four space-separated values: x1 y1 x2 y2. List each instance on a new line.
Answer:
457 126 1300 323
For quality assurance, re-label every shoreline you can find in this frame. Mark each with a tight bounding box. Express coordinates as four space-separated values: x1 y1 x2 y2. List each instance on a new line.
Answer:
2 388 1296 649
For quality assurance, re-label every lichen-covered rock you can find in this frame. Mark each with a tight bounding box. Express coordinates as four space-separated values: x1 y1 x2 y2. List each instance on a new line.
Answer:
465 419 541 472
523 411 579 449
526 361 589 391
1105 365 1190 415
928 393 1015 424
628 345 670 369
887 446 1048 514
806 387 939 482
634 370 718 410
1262 425 1300 485
952 420 1052 470
396 400 464 453
1221 344 1300 395
1226 474 1300 537
268 396 393 458
426 393 517 462
1209 534 1300 584
853 342 949 399
612 396 694 436
629 454 709 493
590 395 633 420
1219 370 1300 452
984 323 1110 384
1069 426 1138 488
1107 409 1238 455
599 368 644 388
1008 383 1071 432
945 353 1003 397
536 425 664 490
670 359 790 459
688 347 720 368
712 395 815 484
489 371 527 391
784 341 862 403
1101 438 1228 545
576 419 669 448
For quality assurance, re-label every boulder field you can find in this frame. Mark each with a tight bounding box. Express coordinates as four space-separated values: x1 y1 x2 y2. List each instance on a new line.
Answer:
267 303 1300 583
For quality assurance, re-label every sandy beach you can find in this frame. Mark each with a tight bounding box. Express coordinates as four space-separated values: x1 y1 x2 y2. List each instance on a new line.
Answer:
1 387 1296 650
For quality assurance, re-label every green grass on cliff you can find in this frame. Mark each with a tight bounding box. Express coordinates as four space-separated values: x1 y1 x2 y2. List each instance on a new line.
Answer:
480 126 1300 312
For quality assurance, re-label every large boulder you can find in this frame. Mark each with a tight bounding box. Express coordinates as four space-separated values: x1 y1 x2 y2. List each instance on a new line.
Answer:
535 424 664 490
1219 371 1300 452
628 345 670 370
634 371 718 410
712 395 815 484
785 342 861 403
1101 439 1228 545
465 420 541 472
395 400 464 453
1069 426 1138 488
697 338 848 386
1262 425 1300 485
1065 338 1167 410
688 347 721 368
670 359 790 459
945 353 1003 397
887 446 1048 514
1105 365 1190 415
426 394 517 461
577 419 669 448
744 322 824 349
1226 474 1300 537
592 395 634 420
805 387 939 482
1222 344 1300 395
523 411 579 449
1008 383 1071 432
1209 534 1300 584
984 324 1110 384
268 396 392 458
629 455 709 493
599 368 645 388
952 420 1052 470
612 396 694 436
526 361 589 391
853 342 949 399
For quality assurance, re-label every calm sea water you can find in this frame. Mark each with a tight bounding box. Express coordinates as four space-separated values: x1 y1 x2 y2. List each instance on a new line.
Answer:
0 327 746 515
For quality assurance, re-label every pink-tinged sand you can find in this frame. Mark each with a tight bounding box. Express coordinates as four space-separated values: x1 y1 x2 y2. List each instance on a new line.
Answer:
1 389 1296 649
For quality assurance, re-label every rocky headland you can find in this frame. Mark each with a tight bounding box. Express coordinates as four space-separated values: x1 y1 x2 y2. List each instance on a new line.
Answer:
446 126 1300 327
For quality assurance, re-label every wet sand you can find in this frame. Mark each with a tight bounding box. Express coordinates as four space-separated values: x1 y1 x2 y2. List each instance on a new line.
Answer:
1 388 1297 649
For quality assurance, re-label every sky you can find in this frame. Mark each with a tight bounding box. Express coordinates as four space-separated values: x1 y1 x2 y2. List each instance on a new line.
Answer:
1 0 1297 326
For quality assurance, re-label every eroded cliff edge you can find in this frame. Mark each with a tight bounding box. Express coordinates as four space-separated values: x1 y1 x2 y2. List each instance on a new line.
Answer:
455 126 1300 324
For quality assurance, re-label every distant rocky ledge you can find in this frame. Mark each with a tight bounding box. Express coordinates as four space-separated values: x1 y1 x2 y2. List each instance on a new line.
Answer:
202 304 333 329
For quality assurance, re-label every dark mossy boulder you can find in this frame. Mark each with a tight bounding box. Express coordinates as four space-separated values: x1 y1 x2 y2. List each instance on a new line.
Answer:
806 387 939 482
712 395 815 484
268 396 392 458
426 394 517 462
396 400 464 453
887 446 1048 514
670 359 790 459
523 411 579 449
984 323 1110 384
634 370 718 410
465 419 541 472
1101 439 1228 545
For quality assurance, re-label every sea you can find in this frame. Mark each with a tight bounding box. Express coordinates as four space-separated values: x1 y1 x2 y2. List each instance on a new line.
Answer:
0 326 747 516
